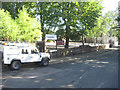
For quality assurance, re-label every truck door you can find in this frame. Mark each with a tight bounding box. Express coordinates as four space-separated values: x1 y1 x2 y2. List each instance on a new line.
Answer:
29 48 40 62
20 48 30 63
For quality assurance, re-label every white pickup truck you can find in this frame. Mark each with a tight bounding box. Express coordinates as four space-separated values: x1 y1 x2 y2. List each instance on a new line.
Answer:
1 42 51 70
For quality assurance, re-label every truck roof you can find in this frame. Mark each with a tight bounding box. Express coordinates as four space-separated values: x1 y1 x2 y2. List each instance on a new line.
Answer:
0 41 37 50
0 41 35 47
7 43 30 47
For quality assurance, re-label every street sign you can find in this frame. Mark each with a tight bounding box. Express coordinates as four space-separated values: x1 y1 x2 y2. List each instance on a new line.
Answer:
45 34 57 40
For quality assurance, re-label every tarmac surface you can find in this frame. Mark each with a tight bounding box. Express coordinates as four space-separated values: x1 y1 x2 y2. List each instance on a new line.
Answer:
1 47 119 88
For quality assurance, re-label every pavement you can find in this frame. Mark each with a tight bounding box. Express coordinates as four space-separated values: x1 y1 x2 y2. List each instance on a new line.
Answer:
46 42 110 49
1 47 119 88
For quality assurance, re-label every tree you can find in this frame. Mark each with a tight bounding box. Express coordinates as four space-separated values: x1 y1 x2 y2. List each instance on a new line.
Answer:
48 2 80 48
87 10 118 45
2 2 103 47
2 2 28 19
104 10 118 37
87 16 104 45
16 6 42 42
0 9 18 41
77 1 103 46
46 2 103 48
0 6 42 42
24 2 53 41
2 2 57 41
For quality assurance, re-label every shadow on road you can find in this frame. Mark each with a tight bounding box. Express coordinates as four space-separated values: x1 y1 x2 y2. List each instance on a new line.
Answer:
2 47 119 88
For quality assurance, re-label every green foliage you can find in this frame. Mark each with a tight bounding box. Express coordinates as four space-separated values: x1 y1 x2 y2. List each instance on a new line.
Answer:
89 16 108 38
47 40 53 42
69 28 82 41
2 2 59 41
3 1 114 47
16 6 42 42
49 2 103 47
0 6 42 42
87 10 118 39
78 2 103 36
2 2 28 19
104 10 118 37
2 2 17 19
0 9 18 41
24 2 54 41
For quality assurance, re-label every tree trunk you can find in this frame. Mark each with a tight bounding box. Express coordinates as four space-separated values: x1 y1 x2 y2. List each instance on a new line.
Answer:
64 3 70 49
82 34 84 46
82 23 86 46
65 36 69 48
65 22 70 48
40 3 45 41
94 37 97 46
39 3 45 52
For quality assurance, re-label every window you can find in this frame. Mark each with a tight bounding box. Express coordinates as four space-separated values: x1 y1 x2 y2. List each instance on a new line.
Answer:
31 49 38 54
22 49 28 54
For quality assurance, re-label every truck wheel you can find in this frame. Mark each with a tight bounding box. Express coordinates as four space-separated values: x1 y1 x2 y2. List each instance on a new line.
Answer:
10 61 21 70
41 58 49 67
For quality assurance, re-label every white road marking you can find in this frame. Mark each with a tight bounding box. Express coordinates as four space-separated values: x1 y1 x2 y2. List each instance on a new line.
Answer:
79 70 89 80
79 67 93 80
97 82 105 88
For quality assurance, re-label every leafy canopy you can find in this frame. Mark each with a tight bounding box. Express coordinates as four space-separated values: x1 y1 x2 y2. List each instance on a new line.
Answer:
0 6 42 42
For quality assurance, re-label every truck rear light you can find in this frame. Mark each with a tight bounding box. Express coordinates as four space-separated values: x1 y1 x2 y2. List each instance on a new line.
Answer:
3 42 5 45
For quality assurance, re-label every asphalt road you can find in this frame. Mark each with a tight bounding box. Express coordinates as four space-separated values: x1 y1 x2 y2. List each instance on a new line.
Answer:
2 48 118 88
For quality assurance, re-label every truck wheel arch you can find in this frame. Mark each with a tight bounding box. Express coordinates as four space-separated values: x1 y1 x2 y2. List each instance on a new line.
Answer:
11 59 21 64
41 57 50 61
41 57 49 66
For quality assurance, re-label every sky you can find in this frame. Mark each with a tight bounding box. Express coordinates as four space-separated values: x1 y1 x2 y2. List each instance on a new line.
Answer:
102 0 120 15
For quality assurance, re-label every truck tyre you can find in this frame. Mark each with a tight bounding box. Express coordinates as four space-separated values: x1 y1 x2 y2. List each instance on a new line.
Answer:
41 58 49 67
0 52 3 60
10 61 21 70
